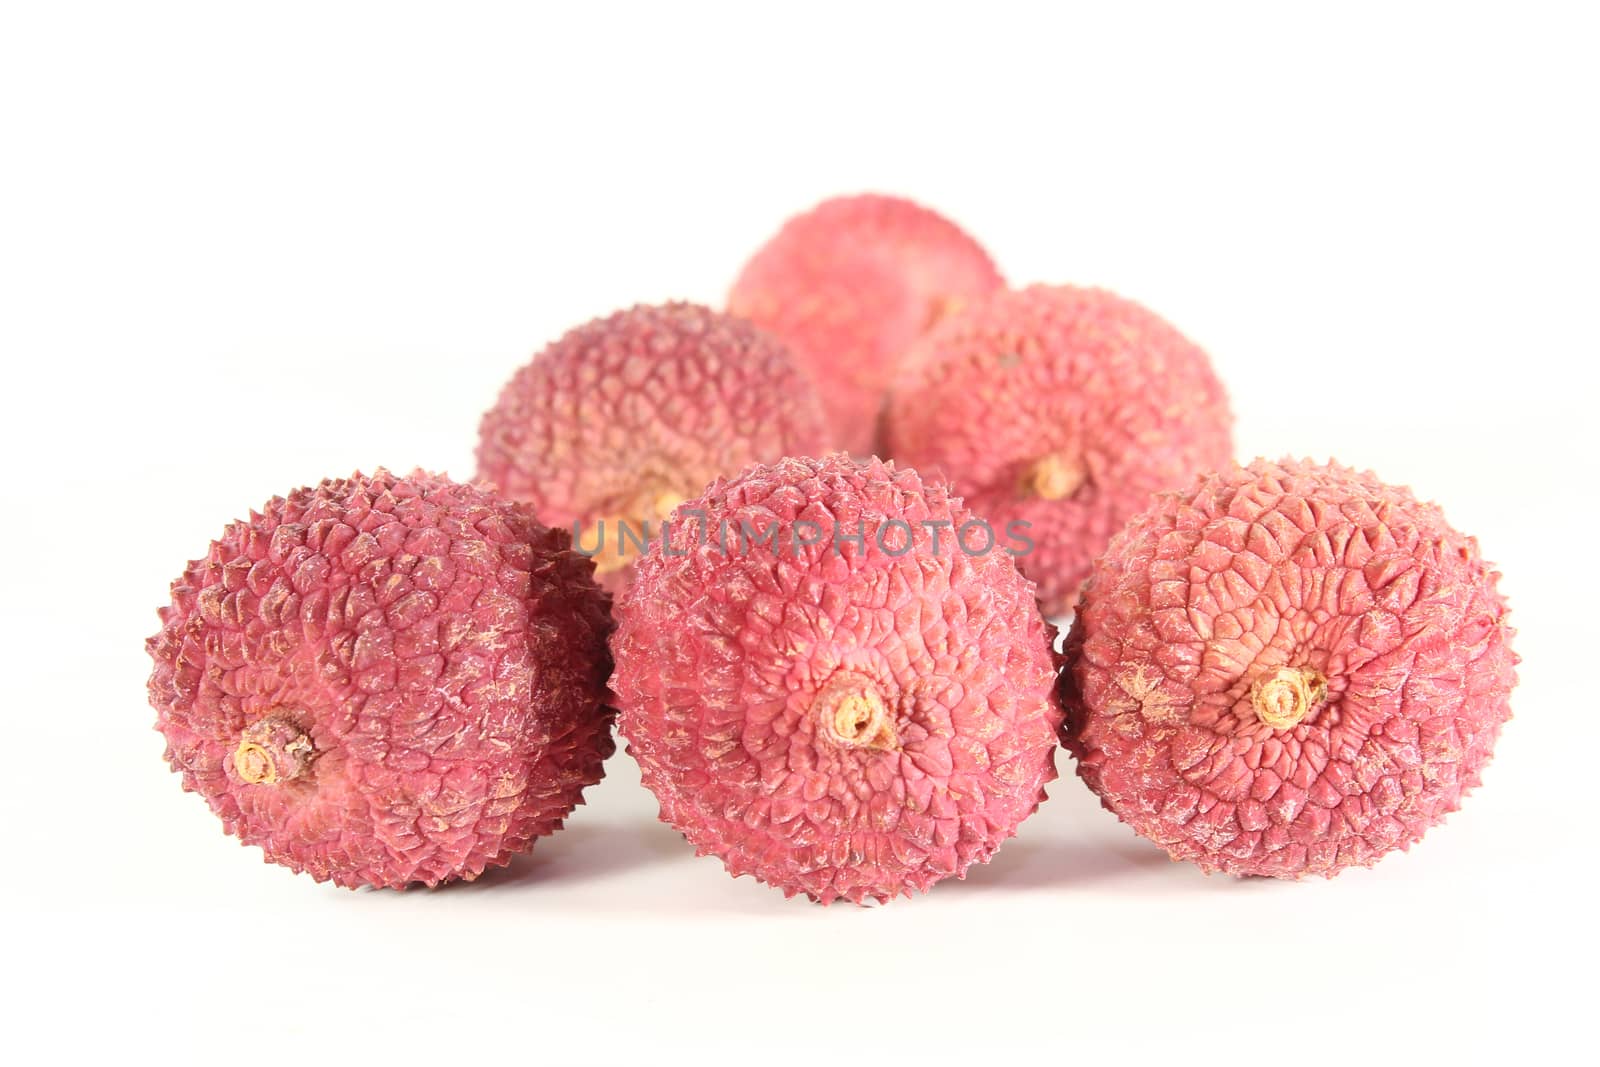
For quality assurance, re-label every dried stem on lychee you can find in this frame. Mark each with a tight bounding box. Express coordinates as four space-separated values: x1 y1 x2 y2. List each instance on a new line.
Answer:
814 671 899 751
1250 666 1327 730
590 483 689 575
923 294 966 331
233 716 315 785
1021 451 1086 501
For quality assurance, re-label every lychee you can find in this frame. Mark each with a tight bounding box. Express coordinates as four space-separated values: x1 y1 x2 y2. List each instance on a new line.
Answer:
476 302 829 590
610 454 1062 903
728 194 1003 455
883 284 1234 616
145 468 616 889
1061 458 1517 878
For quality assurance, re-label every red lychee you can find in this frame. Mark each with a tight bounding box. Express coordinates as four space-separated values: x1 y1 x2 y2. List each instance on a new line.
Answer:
883 284 1234 615
728 194 1003 455
610 454 1062 904
1061 458 1517 878
476 302 829 591
145 469 616 889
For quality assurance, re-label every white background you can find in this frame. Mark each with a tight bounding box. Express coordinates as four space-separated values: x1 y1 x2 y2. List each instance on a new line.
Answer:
3 2 1596 1062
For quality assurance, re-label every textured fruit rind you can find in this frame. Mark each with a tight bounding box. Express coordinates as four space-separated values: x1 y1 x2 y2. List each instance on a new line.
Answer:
145 469 617 889
884 284 1234 615
1061 458 1517 878
476 302 829 590
611 454 1063 904
728 194 1003 455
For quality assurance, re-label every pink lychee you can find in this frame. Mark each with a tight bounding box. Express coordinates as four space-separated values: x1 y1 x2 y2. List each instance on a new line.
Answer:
145 468 616 889
1061 458 1517 878
728 194 1004 455
883 284 1234 615
476 302 829 591
610 454 1062 903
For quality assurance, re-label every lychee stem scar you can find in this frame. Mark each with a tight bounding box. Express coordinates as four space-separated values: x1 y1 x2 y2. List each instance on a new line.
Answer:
924 294 965 330
1250 666 1327 730
589 484 688 575
234 717 314 785
814 671 898 751
1021 451 1085 501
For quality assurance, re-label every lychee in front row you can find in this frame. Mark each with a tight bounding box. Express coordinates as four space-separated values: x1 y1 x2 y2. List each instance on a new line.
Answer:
1061 458 1517 878
610 454 1063 904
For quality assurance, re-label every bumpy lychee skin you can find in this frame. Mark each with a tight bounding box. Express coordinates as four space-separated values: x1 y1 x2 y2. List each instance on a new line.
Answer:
476 302 828 591
1061 459 1517 878
883 285 1233 615
728 194 1003 455
145 469 616 889
611 454 1062 904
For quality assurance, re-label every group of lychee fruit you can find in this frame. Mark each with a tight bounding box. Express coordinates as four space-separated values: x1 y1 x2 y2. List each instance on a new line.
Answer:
147 194 1518 902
